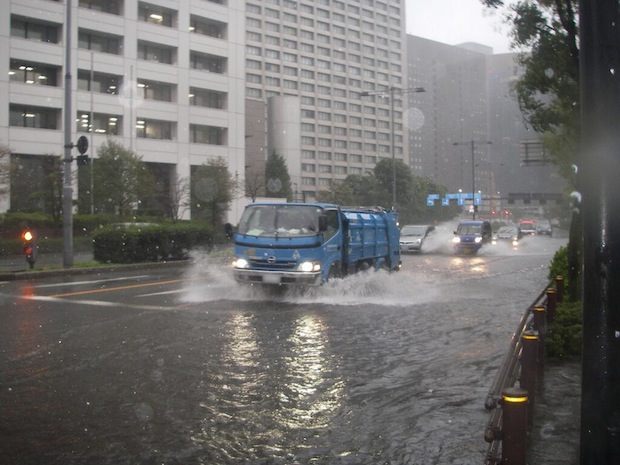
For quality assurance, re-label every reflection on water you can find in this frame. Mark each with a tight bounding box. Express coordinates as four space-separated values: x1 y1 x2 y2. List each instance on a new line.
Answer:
190 311 344 462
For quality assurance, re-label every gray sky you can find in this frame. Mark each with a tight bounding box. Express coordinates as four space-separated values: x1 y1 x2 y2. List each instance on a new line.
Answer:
406 0 512 54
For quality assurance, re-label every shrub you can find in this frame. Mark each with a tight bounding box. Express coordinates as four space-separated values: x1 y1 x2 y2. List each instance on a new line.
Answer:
548 245 569 290
92 222 213 263
545 299 582 358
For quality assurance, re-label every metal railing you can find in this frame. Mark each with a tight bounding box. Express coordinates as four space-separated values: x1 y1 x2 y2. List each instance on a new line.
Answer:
483 276 563 464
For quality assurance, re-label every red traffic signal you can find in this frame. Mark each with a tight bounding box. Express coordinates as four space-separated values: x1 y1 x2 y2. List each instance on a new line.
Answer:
21 229 36 268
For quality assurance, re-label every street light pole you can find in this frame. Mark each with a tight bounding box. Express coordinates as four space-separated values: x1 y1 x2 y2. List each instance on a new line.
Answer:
63 0 74 267
453 140 492 220
361 86 425 210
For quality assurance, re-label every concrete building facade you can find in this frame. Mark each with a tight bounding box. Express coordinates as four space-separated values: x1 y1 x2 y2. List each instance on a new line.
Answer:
1 0 246 219
244 0 409 202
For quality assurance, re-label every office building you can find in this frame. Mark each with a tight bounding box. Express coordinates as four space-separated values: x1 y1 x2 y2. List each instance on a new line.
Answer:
1 0 246 219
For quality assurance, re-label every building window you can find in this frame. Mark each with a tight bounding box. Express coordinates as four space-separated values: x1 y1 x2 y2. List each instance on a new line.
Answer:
190 15 226 39
246 88 262 99
11 16 60 43
78 0 122 15
138 2 176 27
190 52 226 73
77 112 121 135
136 119 175 140
79 29 122 55
137 79 175 102
189 87 226 109
190 125 226 145
265 63 281 73
77 70 121 94
138 41 175 64
9 60 59 86
10 105 59 129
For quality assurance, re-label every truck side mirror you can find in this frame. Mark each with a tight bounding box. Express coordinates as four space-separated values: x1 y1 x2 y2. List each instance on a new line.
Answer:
318 215 328 232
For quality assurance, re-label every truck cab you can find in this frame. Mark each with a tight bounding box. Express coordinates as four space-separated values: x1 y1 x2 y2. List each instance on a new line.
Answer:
232 203 400 286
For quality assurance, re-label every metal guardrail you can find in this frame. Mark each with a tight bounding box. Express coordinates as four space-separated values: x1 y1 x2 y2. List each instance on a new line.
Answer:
483 277 563 465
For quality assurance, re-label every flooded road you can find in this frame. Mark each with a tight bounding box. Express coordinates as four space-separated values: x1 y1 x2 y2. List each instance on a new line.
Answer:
1 236 566 464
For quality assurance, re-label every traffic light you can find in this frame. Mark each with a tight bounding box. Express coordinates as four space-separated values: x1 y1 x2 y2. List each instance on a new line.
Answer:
21 229 36 269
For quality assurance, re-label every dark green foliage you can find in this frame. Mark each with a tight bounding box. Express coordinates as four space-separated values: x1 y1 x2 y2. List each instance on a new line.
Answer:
545 300 582 358
548 245 570 291
191 159 234 226
316 159 460 223
92 140 154 216
92 223 213 263
546 244 582 358
264 151 293 200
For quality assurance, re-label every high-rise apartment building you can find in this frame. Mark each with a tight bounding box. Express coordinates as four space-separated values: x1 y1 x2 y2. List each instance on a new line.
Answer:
244 0 409 202
1 0 246 219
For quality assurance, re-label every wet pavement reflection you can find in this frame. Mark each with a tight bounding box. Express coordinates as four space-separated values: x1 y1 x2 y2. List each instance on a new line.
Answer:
0 237 577 464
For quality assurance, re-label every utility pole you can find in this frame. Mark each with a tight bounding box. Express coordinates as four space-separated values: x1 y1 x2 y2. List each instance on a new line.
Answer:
579 1 620 463
62 0 73 267
453 140 491 220
361 86 425 210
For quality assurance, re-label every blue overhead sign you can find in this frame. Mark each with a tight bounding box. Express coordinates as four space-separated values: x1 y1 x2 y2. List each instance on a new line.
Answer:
426 193 482 207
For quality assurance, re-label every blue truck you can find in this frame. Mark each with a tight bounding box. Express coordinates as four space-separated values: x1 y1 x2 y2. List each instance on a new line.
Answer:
232 202 401 286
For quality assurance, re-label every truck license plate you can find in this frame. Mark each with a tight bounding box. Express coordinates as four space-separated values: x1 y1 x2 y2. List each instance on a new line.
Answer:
263 274 280 284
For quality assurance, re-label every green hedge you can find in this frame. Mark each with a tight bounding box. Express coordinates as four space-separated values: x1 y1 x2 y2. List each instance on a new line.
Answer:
92 223 213 263
545 300 582 358
546 244 582 358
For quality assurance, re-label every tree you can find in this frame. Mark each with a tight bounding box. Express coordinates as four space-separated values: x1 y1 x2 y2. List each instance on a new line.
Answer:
482 0 579 181
168 175 190 223
92 140 153 216
245 171 265 202
482 0 581 299
191 158 235 226
317 159 460 224
316 172 381 206
264 151 293 200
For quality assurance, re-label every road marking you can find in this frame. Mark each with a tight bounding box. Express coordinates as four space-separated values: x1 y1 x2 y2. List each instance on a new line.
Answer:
50 279 187 298
23 294 176 311
35 276 152 288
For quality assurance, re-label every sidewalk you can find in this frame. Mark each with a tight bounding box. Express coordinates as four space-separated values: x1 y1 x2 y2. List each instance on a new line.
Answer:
0 251 193 281
0 251 95 273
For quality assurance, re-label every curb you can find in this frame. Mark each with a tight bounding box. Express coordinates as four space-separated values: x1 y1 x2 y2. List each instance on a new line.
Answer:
0 259 192 282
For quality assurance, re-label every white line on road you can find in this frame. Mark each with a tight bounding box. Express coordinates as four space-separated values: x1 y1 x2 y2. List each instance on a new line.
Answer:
33 275 153 288
21 294 176 311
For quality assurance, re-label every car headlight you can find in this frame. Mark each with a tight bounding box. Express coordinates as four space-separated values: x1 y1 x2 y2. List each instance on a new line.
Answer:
298 261 321 272
512 239 519 247
233 258 249 269
474 237 483 243
452 237 461 244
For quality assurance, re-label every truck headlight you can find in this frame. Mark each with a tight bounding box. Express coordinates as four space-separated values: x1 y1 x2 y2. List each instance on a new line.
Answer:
474 237 483 243
233 258 249 269
298 261 321 272
452 237 461 244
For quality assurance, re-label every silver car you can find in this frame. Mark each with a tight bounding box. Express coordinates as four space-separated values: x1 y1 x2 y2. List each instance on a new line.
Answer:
399 224 435 253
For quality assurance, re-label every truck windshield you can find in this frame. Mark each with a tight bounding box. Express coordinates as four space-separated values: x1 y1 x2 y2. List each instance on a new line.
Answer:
237 205 322 238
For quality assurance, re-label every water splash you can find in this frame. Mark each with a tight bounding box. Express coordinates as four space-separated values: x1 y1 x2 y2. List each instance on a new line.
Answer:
180 251 441 307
